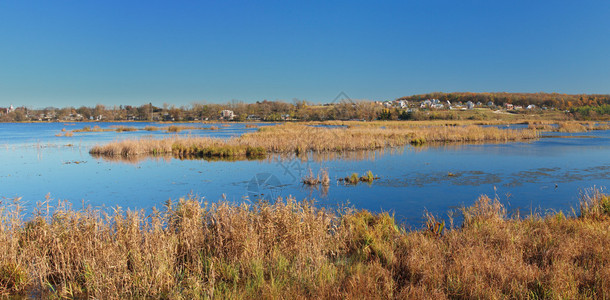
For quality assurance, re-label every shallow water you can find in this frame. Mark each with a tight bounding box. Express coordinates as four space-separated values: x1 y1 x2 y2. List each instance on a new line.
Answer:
1 122 609 227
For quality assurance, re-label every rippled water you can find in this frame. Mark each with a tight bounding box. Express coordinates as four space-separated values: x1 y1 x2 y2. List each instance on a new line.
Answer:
1 122 609 227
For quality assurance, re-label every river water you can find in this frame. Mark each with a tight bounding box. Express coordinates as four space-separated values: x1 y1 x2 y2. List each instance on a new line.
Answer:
1 122 609 227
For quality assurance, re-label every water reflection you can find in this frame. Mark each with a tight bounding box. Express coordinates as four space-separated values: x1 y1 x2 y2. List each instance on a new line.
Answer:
2 122 610 227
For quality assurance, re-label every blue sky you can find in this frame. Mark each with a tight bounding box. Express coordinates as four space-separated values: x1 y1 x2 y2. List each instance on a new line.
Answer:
1 1 609 108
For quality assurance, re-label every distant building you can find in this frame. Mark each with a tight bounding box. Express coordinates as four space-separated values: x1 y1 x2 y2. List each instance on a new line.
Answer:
466 101 475 110
505 103 514 110
221 110 235 120
527 104 536 110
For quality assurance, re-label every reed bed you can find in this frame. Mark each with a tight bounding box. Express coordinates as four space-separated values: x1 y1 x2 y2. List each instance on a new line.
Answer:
112 126 138 132
556 122 588 133
2 190 610 298
73 125 112 133
90 124 539 159
55 131 74 137
90 137 265 159
301 169 330 186
238 123 540 153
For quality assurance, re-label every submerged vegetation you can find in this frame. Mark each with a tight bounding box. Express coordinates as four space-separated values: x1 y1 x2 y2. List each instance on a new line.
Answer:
90 123 540 159
1 190 610 298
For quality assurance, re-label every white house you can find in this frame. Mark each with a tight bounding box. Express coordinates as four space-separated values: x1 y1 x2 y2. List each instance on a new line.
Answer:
221 110 235 120
421 99 432 108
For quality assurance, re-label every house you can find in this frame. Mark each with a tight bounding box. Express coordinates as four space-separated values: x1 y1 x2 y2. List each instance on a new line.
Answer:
505 103 514 110
466 101 475 110
420 99 433 108
398 100 408 108
514 106 523 110
487 101 495 107
221 110 235 120
527 104 536 110
247 115 261 121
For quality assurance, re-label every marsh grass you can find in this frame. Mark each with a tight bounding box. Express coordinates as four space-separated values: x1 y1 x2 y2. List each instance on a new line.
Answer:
56 131 74 137
301 169 330 186
91 123 539 159
339 171 379 185
113 126 138 132
2 190 610 298
556 122 588 133
73 125 112 133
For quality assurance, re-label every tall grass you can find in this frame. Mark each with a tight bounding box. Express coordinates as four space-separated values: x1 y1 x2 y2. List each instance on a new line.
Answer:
91 123 539 159
2 190 610 298
90 137 265 159
302 169 330 186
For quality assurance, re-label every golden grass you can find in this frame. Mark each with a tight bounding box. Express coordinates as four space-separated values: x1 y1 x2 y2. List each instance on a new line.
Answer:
55 131 74 137
90 137 265 159
112 126 138 132
302 169 330 186
73 125 113 133
2 190 610 298
554 121 610 133
556 121 588 133
240 123 540 153
90 124 539 159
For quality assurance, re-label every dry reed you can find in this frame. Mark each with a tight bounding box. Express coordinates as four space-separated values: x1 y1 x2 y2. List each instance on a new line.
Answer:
2 190 610 298
91 124 539 159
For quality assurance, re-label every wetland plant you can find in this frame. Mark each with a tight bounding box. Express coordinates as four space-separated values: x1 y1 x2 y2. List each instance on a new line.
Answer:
2 190 610 298
302 169 330 186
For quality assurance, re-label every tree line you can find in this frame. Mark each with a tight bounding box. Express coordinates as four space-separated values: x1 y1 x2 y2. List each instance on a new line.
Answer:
398 92 610 109
2 92 610 122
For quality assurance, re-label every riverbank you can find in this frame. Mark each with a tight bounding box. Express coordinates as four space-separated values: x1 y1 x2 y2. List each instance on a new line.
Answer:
1 189 609 298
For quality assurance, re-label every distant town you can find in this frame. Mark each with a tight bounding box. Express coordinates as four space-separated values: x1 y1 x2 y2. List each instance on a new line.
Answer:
2 92 610 122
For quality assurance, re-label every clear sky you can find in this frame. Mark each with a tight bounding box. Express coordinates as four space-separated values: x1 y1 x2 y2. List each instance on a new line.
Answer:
1 1 609 108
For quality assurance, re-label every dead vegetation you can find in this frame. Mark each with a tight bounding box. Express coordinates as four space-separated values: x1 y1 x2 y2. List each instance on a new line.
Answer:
90 123 540 159
1 189 610 298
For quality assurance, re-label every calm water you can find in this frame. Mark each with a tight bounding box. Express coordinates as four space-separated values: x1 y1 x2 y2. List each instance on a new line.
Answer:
1 122 609 227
